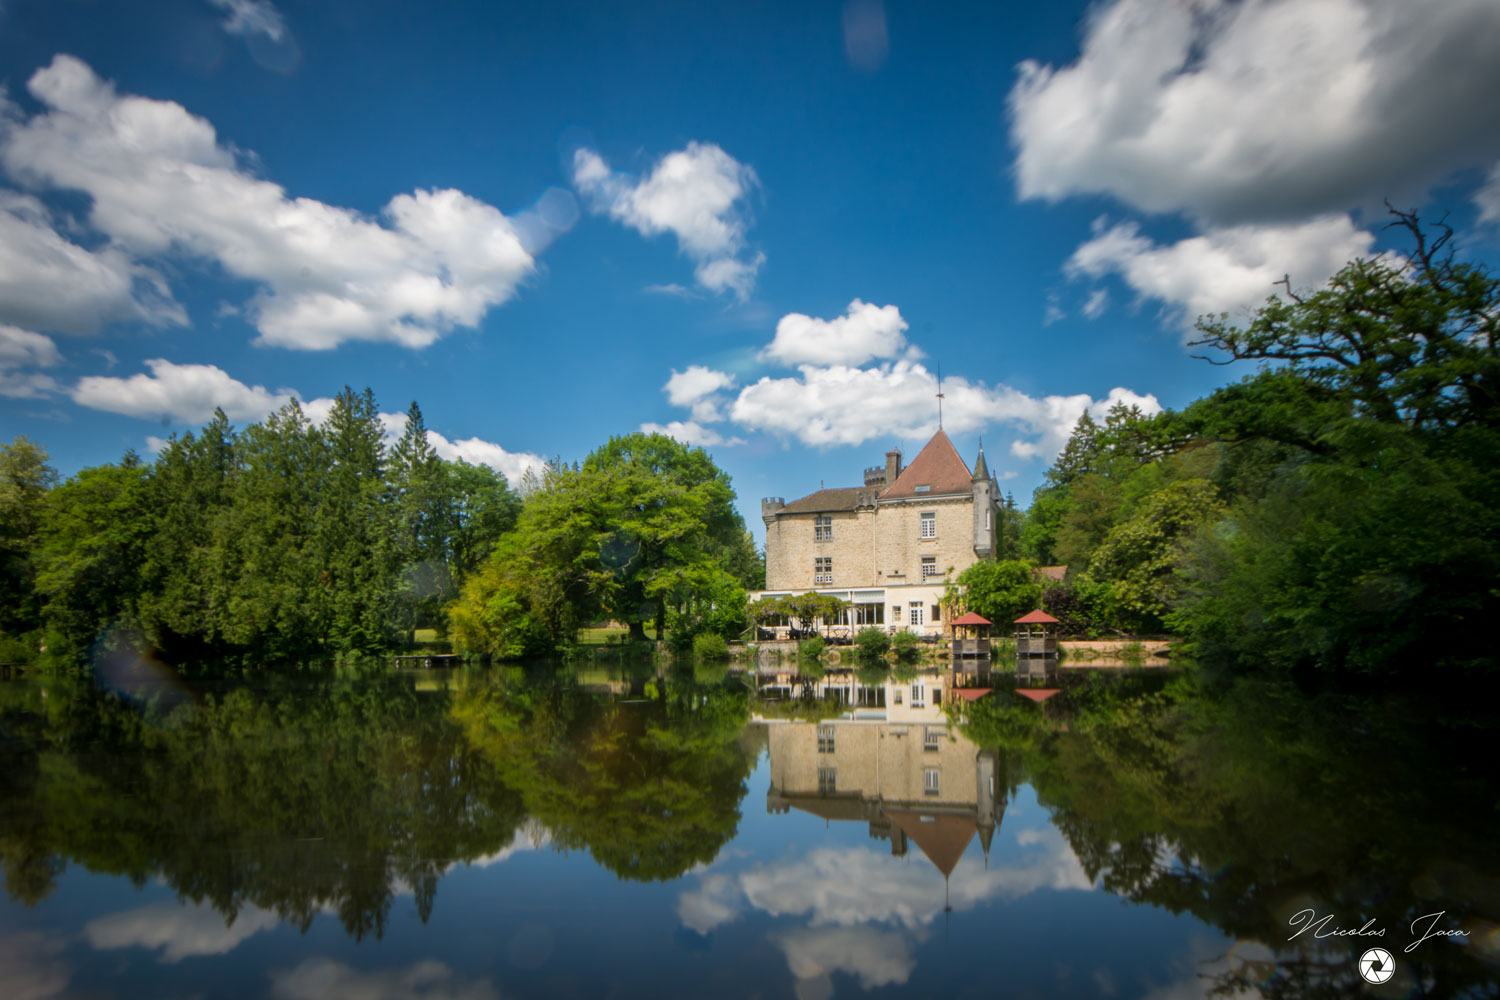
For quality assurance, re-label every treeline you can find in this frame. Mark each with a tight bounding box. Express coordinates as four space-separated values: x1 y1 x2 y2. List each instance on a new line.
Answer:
998 210 1498 676
1 389 522 667
2 399 762 670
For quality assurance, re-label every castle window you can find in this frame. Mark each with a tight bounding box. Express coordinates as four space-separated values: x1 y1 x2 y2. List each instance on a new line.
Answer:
985 508 991 530
818 767 837 794
924 726 941 750
818 725 835 753
911 682 924 706
924 768 940 796
931 604 941 623
921 556 938 580
920 512 936 538
909 604 924 627
814 514 832 541
814 556 832 585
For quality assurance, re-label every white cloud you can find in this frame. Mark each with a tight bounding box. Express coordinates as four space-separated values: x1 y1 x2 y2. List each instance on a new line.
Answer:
1 55 535 350
0 191 183 335
0 324 61 398
72 359 293 423
271 959 499 1000
677 873 744 935
761 299 910 367
1066 215 1376 327
572 142 763 299
737 833 1091 932
84 900 281 963
424 433 546 488
639 420 743 448
461 820 551 869
728 358 1158 462
1478 160 1500 226
664 365 737 407
1009 0 1500 225
70 358 546 482
208 0 287 41
1081 288 1109 320
0 933 70 1000
776 926 914 991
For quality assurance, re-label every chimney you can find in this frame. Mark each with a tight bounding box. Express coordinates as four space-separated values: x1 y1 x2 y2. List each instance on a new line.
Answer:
885 449 902 488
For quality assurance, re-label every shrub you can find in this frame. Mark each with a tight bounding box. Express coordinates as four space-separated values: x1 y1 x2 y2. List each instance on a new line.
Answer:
798 634 827 660
892 630 921 659
853 627 890 658
693 632 729 661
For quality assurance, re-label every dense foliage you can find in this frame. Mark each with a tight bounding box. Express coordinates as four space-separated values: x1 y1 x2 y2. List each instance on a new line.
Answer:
1019 211 1497 675
1 392 520 668
447 432 760 657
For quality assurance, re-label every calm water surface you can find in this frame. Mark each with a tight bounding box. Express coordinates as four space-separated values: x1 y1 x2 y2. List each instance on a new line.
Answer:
2 661 1497 998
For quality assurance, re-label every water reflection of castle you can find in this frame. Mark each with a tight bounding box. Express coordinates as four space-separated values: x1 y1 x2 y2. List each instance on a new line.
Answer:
762 711 1005 878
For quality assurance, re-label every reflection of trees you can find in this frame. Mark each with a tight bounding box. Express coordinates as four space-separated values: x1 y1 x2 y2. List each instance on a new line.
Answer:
0 675 527 938
452 669 754 882
962 676 1500 997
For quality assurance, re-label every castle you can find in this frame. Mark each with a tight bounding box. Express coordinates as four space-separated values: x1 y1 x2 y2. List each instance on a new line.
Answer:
755 429 1000 635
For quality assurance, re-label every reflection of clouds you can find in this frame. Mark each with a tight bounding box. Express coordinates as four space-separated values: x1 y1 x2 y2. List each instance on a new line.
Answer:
735 827 1091 931
461 820 551 870
271 959 499 1000
677 873 744 934
84 899 281 962
775 926 915 990
1140 937 1269 1000
0 933 70 1000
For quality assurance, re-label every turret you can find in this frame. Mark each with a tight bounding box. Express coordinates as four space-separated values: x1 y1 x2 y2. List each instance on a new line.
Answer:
761 496 785 528
972 443 996 557
884 449 902 489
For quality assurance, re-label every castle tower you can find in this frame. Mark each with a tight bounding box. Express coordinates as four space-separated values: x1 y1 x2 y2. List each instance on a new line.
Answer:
971 443 996 558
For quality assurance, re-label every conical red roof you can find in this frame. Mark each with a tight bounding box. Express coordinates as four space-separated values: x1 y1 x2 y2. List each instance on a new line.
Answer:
950 612 992 626
1016 688 1060 703
1013 609 1059 624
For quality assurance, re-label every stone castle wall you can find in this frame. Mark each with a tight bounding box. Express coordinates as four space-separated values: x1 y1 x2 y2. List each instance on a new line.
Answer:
765 496 982 592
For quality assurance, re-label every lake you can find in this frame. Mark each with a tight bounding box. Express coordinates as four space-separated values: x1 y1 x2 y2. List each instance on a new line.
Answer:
2 658 1497 998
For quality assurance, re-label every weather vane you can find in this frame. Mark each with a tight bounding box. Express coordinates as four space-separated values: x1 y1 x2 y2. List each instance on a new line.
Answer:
936 361 945 429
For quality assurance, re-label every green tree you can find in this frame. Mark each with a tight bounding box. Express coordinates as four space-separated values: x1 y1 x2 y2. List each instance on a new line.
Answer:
33 458 151 660
0 437 56 640
955 559 1042 627
1085 479 1225 632
581 433 745 641
315 388 396 654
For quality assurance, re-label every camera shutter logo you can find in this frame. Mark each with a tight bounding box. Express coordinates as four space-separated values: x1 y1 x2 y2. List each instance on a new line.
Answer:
1359 947 1395 985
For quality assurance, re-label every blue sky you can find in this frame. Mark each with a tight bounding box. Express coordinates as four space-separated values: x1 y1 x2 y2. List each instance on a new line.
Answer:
4 0 1500 542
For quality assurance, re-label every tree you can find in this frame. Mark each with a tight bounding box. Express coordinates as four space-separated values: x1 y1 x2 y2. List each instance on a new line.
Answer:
1086 479 1225 632
33 459 151 660
581 433 745 641
748 592 849 634
954 559 1043 627
315 388 396 654
1190 207 1497 435
0 437 56 638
